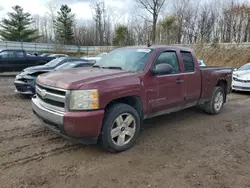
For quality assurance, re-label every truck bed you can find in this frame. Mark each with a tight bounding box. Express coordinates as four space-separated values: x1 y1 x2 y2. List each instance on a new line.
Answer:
199 65 233 103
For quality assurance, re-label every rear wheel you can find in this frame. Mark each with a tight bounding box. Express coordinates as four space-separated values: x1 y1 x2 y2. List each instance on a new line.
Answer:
99 103 141 153
203 86 225 115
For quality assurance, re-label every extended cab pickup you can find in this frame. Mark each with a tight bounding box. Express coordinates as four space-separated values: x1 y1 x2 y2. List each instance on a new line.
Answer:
31 46 233 152
0 49 55 72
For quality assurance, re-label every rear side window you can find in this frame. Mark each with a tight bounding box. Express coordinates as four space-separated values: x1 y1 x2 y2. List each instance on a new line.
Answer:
180 51 194 72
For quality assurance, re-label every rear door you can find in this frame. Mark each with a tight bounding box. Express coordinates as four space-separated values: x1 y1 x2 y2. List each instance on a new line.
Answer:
179 51 201 107
150 50 185 113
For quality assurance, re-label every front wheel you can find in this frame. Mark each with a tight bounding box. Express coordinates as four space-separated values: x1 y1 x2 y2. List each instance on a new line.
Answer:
99 103 141 153
203 86 225 115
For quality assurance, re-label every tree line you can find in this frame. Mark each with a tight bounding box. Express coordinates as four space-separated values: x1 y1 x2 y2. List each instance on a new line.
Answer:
0 0 250 46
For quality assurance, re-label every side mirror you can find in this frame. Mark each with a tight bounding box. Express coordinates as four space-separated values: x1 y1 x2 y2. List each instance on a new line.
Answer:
151 63 173 75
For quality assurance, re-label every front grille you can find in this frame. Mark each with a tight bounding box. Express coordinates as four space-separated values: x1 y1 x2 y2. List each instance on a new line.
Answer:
36 83 67 112
16 85 30 92
38 84 66 96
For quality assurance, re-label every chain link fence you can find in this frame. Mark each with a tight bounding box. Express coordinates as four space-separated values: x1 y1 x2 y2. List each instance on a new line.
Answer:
1 40 250 55
0 41 116 54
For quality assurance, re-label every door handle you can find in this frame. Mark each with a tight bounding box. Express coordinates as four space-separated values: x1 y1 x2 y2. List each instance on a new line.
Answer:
176 79 184 83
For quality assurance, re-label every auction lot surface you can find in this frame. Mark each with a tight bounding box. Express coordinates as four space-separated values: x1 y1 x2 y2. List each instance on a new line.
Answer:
1 77 250 188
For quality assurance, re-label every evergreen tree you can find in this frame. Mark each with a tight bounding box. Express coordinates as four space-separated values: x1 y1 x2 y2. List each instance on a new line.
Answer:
54 4 75 45
0 5 39 42
113 26 131 46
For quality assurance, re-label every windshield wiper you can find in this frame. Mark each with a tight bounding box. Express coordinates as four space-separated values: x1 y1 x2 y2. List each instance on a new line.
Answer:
92 65 103 69
102 66 123 70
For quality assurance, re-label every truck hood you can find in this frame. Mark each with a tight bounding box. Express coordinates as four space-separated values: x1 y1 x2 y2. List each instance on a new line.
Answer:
37 67 139 90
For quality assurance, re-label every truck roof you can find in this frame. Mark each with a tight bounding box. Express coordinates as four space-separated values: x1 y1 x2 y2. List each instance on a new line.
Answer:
121 45 193 52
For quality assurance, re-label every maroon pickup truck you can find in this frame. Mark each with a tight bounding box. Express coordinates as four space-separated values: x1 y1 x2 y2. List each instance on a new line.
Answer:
31 45 233 152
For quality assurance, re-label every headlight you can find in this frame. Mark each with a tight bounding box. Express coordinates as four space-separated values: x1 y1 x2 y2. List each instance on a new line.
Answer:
69 89 99 110
15 74 22 79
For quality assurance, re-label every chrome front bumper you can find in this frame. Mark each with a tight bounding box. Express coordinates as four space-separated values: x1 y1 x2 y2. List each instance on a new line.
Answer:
32 95 64 126
32 95 98 145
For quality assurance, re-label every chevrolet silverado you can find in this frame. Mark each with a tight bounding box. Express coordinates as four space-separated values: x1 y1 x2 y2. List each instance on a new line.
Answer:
32 45 233 152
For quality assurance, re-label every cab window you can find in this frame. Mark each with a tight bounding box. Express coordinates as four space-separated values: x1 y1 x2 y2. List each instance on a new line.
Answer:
154 51 180 74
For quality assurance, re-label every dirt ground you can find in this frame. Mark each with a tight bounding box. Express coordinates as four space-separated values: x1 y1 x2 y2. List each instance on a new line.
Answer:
1 77 250 188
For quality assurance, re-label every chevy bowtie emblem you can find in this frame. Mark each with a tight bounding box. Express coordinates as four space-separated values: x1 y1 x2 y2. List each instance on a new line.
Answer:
40 89 47 98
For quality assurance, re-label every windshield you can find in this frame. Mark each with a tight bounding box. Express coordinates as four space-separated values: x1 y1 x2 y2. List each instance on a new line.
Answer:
55 62 78 70
45 57 66 67
238 64 250 71
94 48 153 72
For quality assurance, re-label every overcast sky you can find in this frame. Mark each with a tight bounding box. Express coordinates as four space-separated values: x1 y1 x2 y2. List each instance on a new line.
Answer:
0 0 248 22
0 0 136 20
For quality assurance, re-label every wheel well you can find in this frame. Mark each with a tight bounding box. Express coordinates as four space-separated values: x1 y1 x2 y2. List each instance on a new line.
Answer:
216 79 227 101
105 96 144 120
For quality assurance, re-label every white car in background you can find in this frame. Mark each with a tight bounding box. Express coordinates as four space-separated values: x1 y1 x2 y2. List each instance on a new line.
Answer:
232 63 250 91
198 60 206 66
81 52 108 63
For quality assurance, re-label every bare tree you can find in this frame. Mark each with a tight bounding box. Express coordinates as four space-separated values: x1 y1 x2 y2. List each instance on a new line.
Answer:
198 5 216 43
136 0 166 44
44 2 58 42
26 0 250 46
91 1 106 46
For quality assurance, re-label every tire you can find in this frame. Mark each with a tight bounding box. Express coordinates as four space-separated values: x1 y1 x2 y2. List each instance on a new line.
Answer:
203 86 225 115
99 103 141 153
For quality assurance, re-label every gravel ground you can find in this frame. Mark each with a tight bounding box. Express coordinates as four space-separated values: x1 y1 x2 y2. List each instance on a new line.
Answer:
1 77 250 188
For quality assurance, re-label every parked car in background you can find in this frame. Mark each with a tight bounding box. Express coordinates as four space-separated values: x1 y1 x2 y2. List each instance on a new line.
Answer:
21 57 82 72
47 54 68 58
32 45 232 153
14 59 92 95
232 63 250 91
81 52 108 63
0 49 55 72
39 53 53 57
198 60 206 66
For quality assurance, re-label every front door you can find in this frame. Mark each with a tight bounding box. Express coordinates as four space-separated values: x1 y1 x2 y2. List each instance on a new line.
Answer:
151 51 185 113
